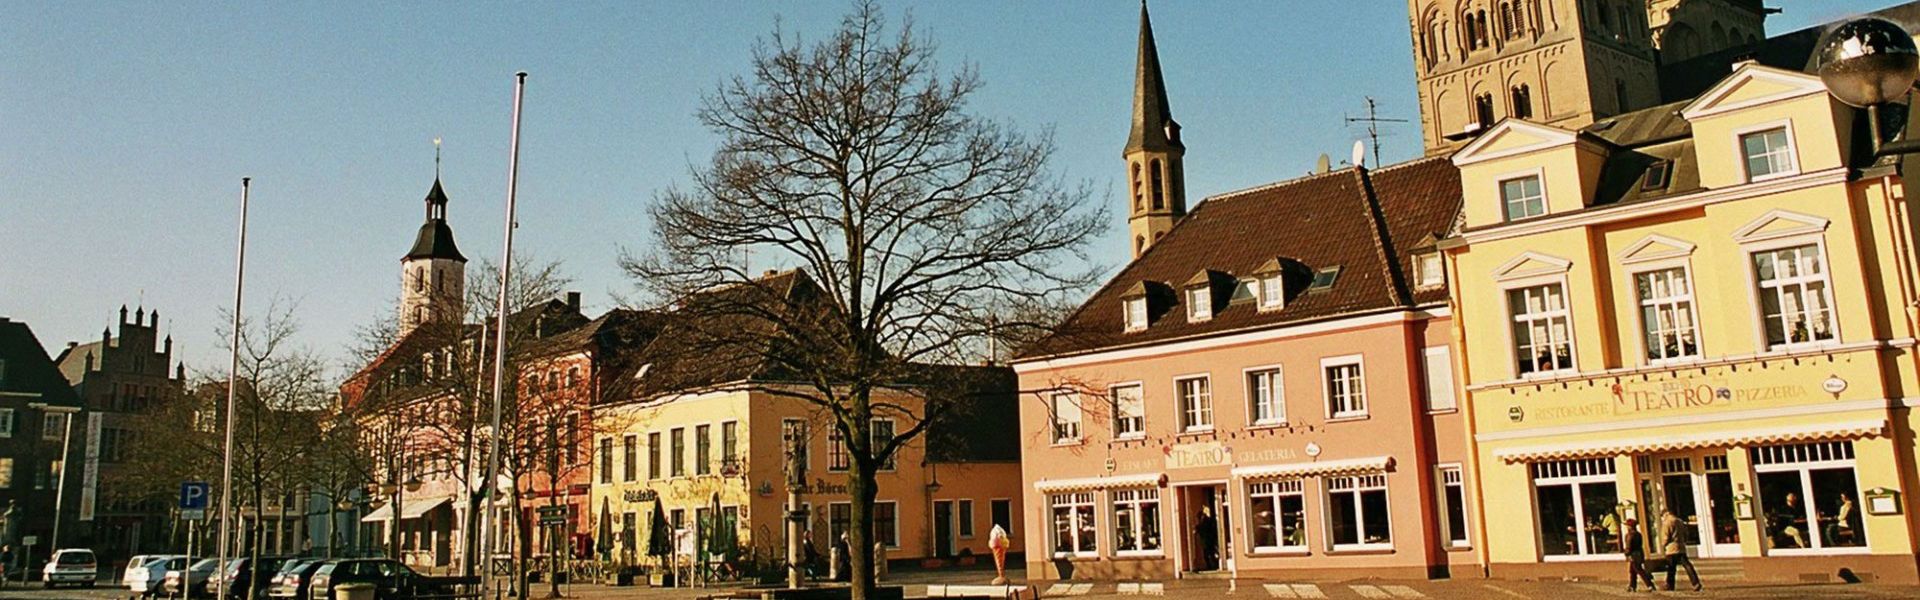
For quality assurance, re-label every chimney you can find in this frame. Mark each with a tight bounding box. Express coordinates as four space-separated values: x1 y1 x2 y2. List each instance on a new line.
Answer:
566 291 581 313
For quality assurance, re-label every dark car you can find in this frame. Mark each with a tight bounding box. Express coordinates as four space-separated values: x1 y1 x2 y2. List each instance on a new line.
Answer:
210 556 290 599
267 559 327 600
306 559 452 600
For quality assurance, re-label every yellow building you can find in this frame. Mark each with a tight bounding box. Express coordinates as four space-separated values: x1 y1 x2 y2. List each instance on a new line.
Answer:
1441 61 1920 583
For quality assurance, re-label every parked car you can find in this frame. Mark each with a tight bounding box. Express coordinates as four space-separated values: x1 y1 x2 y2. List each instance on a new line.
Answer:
210 556 289 599
307 559 464 600
122 555 177 587
41 548 98 588
164 558 224 598
266 559 327 600
130 556 189 597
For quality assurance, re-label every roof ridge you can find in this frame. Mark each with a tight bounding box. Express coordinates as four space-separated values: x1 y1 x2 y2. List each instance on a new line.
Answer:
1351 167 1410 306
1202 155 1451 205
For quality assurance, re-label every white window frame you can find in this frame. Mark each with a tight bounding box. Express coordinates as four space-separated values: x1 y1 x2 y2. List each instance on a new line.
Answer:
1187 286 1213 322
1109 383 1145 440
1243 365 1286 426
1502 276 1579 378
1320 354 1368 420
42 413 65 442
1741 237 1841 352
1627 260 1705 365
1497 170 1547 222
875 500 901 548
1175 375 1213 433
1751 441 1868 556
1123 297 1149 332
1436 464 1471 548
1110 487 1163 557
1734 120 1800 183
1531 458 1618 560
1422 346 1457 413
1049 492 1098 558
1415 252 1445 288
1258 273 1286 311
1325 474 1392 551
1051 392 1082 445
1247 479 1308 554
958 498 976 539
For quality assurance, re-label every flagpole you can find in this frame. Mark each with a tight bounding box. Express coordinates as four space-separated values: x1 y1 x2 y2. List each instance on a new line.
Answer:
481 71 527 599
215 177 250 600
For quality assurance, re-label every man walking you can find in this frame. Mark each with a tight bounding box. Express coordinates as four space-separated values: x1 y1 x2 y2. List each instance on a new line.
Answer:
1621 518 1654 592
1660 510 1702 592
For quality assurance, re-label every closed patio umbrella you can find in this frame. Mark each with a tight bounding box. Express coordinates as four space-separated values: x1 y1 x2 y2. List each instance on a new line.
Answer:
647 498 672 561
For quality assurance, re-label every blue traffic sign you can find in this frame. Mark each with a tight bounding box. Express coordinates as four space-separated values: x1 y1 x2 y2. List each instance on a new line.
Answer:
180 481 210 510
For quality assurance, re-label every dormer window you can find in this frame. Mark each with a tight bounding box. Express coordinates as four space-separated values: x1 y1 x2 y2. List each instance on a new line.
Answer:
1416 252 1445 288
1309 266 1342 292
1642 160 1672 191
1259 273 1285 310
1124 297 1148 332
1739 126 1796 182
1187 286 1213 322
1500 174 1545 221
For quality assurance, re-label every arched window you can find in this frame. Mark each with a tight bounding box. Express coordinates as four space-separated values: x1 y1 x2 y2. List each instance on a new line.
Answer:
547 370 559 392
1149 159 1166 210
1131 162 1144 212
1476 10 1489 47
414 306 427 324
1474 93 1496 129
1500 3 1514 38
434 269 444 293
1135 235 1146 255
1510 84 1533 120
414 267 425 292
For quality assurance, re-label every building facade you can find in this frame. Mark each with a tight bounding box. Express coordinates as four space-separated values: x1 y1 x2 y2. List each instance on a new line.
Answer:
0 317 88 558
1440 61 1920 583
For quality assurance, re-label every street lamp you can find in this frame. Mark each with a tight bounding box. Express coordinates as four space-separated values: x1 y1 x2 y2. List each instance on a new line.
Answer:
1816 18 1920 156
27 402 79 551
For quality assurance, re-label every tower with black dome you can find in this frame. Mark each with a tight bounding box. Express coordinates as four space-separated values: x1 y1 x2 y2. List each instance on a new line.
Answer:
399 174 466 336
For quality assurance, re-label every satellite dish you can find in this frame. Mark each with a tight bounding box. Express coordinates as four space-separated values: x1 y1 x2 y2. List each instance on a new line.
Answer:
1351 140 1367 168
1314 154 1331 174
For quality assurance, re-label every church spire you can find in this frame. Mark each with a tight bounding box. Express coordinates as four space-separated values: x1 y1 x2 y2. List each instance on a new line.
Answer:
1122 1 1187 261
1126 0 1181 155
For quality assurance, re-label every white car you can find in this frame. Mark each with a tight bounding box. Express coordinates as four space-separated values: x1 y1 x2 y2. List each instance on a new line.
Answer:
42 548 98 588
123 555 182 587
129 556 188 597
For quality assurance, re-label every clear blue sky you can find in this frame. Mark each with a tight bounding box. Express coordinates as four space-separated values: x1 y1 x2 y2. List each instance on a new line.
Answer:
0 1 1890 375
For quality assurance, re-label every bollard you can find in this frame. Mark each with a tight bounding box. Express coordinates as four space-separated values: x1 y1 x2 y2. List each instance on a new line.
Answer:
873 542 888 581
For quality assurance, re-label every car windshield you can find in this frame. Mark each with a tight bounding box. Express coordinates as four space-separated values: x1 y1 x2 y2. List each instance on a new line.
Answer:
190 558 220 572
57 552 94 565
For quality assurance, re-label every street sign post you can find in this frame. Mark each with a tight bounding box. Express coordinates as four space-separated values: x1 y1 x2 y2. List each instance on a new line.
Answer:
181 481 210 521
537 505 567 525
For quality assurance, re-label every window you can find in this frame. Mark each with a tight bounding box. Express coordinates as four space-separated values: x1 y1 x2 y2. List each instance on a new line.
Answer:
1323 358 1367 419
1177 376 1213 432
1510 84 1532 119
1741 126 1796 181
1752 244 1836 348
0 408 12 438
1532 458 1619 556
1111 488 1162 555
647 432 661 480
1259 273 1286 310
871 419 897 470
1752 441 1865 552
0 458 11 488
1508 283 1575 375
1131 162 1144 211
670 427 686 477
959 499 976 538
622 435 637 482
829 502 851 543
1248 479 1308 552
992 499 1013 536
1422 346 1457 412
1247 368 1284 425
1416 252 1445 287
1051 393 1081 443
1112 384 1145 439
1500 175 1545 221
598 438 614 484
721 421 738 467
1474 93 1496 129
1049 492 1097 557
1150 159 1166 210
1634 267 1701 362
695 424 712 475
43 413 66 441
783 419 809 470
1327 474 1391 549
1642 160 1673 190
37 459 61 490
1229 279 1256 304
1187 286 1213 321
1123 297 1148 332
1309 266 1341 291
1438 466 1470 547
828 428 850 472
875 501 900 547
567 413 580 464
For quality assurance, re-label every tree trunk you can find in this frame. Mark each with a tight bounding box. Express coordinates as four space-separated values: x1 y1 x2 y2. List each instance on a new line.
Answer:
848 462 879 600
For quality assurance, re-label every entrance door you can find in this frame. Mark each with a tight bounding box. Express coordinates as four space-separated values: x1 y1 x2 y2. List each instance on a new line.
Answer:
933 501 954 558
1649 454 1740 558
1179 485 1230 573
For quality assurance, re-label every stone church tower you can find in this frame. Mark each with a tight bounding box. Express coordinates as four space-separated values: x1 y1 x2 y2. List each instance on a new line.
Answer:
1124 1 1186 260
1409 0 1767 155
399 176 466 336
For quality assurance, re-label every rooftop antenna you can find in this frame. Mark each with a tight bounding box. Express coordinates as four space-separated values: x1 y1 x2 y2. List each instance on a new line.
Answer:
1344 96 1407 167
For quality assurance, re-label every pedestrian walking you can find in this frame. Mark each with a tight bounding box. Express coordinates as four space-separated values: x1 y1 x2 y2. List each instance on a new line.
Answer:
1620 518 1654 592
1194 506 1219 571
1660 510 1702 592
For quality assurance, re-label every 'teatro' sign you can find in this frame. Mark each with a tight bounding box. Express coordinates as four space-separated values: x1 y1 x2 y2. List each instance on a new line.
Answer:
1166 441 1229 469
1517 376 1810 424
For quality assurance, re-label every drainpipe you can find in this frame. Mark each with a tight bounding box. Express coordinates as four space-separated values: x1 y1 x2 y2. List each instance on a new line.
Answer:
1442 250 1494 578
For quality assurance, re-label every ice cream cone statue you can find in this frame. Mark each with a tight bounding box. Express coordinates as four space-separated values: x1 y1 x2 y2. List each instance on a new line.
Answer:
989 524 1010 585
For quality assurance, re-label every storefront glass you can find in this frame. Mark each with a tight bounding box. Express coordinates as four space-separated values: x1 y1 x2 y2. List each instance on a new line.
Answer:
1248 480 1306 551
1112 488 1161 554
1752 441 1865 552
1050 492 1097 557
1532 458 1618 557
1326 474 1390 549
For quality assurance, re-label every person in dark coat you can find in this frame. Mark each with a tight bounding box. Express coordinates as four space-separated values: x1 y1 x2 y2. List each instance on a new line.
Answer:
1660 510 1702 592
1194 506 1220 571
1620 518 1654 592
833 533 852 582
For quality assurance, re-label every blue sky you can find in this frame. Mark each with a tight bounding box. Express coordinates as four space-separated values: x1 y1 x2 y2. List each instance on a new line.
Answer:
0 1 1890 374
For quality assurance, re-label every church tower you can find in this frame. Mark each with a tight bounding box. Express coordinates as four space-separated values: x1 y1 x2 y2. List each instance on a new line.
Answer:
1124 1 1186 260
399 170 467 337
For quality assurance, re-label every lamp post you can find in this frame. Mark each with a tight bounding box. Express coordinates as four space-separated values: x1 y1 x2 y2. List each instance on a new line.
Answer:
1816 18 1920 159
27 403 80 551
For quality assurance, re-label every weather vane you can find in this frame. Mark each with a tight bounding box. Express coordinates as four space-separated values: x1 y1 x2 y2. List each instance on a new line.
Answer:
433 136 443 178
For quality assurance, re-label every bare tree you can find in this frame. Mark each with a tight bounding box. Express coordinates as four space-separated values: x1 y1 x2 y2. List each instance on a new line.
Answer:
623 3 1102 596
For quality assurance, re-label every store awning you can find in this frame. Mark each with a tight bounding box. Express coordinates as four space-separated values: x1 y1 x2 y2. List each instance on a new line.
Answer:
1493 419 1887 463
1230 456 1393 480
1033 472 1164 493
360 497 451 523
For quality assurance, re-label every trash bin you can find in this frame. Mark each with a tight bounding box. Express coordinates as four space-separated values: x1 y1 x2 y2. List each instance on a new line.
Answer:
335 582 376 600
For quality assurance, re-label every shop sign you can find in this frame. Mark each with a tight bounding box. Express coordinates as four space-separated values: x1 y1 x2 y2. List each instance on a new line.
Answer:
794 478 851 495
1165 441 1230 469
621 488 659 503
1609 378 1806 413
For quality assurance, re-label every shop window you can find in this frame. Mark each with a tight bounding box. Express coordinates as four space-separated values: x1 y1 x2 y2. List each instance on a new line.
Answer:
1111 488 1162 555
1740 126 1797 181
1703 455 1741 546
1752 244 1836 349
647 432 661 480
1247 368 1285 425
1439 465 1470 547
1531 458 1619 556
1177 376 1213 432
1422 346 1456 412
959 499 976 538
872 418 897 471
1636 267 1702 362
622 435 637 482
1112 384 1145 439
1248 479 1307 552
1051 392 1081 444
1752 442 1865 552
1507 283 1575 376
1049 492 1098 557
1500 175 1545 221
1322 357 1367 419
1327 474 1391 549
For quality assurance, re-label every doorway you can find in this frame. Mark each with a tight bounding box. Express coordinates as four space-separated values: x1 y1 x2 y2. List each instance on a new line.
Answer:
1178 485 1231 573
933 500 955 558
1642 453 1740 558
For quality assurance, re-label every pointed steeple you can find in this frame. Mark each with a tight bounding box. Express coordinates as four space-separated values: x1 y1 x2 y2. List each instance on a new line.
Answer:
1126 0 1181 155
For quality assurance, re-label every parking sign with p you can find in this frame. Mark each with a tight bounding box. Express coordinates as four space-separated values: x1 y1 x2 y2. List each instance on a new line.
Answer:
180 481 210 520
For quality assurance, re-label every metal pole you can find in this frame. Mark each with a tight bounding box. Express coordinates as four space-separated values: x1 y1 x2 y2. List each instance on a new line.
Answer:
49 407 76 550
481 71 527 599
216 177 250 600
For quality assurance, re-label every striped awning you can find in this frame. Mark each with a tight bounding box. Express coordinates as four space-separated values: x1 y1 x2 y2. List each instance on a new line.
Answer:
1033 472 1164 493
360 497 451 522
1493 419 1887 463
1230 456 1394 480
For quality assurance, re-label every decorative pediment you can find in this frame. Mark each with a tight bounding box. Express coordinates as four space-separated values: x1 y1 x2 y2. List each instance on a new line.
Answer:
1679 63 1827 121
1618 234 1697 264
1451 120 1581 167
1492 251 1573 282
1733 209 1830 243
